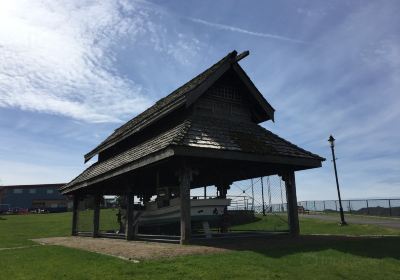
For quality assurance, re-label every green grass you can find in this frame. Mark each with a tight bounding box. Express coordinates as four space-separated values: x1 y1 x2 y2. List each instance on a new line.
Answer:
230 214 400 235
0 212 71 248
230 214 289 231
300 217 400 235
1 212 400 279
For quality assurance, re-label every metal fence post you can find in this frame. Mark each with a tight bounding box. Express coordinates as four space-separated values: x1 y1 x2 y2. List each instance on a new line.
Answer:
348 200 351 213
366 200 369 215
323 201 326 211
389 199 392 216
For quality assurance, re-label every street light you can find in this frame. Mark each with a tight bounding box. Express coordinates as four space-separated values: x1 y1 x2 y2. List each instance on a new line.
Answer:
328 135 347 226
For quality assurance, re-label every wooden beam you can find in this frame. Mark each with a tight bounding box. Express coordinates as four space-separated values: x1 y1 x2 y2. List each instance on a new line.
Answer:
283 171 300 236
216 182 230 233
179 166 192 244
126 191 135 241
92 193 101 238
173 146 323 169
71 194 79 236
235 50 249 62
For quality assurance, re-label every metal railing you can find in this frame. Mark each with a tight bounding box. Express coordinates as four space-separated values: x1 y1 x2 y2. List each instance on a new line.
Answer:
297 199 400 217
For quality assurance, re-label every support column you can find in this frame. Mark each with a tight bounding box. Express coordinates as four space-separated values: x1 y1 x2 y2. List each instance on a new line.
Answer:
126 191 135 241
216 183 230 233
283 170 300 236
71 194 79 236
92 193 101 238
179 166 192 245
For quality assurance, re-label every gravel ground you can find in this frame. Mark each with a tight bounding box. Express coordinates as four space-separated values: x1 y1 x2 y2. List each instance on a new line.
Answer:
33 237 228 261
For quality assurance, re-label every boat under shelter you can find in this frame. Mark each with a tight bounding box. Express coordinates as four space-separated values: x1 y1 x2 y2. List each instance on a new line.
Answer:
60 50 324 244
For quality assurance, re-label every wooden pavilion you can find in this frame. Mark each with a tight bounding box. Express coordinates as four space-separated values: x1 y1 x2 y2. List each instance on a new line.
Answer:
60 50 324 244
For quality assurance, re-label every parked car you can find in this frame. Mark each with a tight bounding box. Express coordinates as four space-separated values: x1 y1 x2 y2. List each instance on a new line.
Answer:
7 207 29 214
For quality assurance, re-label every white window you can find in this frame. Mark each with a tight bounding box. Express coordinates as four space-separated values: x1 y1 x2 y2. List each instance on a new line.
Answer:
29 189 36 194
13 189 23 194
46 189 54 194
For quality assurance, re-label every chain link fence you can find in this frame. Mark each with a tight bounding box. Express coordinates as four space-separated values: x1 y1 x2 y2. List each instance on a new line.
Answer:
196 175 289 233
297 199 400 216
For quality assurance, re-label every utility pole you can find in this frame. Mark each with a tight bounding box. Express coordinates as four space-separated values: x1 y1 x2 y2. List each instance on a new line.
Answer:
328 135 347 226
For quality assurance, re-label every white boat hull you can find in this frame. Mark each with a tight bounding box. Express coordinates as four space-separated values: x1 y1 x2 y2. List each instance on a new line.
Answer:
138 198 231 226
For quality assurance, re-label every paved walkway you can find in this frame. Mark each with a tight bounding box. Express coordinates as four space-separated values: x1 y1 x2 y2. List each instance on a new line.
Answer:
300 214 400 229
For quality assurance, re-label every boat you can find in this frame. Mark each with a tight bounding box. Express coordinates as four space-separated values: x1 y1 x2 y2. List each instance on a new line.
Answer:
138 197 231 226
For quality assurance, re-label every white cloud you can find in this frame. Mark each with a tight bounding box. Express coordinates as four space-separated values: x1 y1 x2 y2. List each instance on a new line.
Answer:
0 0 200 123
188 17 307 44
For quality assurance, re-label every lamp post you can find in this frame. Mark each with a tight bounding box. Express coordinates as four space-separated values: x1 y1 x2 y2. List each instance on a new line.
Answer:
328 135 347 226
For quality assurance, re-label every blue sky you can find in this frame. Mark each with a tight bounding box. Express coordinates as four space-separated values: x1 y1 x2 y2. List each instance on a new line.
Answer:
0 0 399 200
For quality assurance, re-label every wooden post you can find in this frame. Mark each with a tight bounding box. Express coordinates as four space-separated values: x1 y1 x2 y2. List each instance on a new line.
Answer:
92 193 101 238
126 191 135 241
216 183 230 233
283 171 300 236
179 166 192 245
72 194 79 236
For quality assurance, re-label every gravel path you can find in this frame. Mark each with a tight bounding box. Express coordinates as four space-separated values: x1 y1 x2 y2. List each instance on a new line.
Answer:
301 214 400 229
33 237 228 261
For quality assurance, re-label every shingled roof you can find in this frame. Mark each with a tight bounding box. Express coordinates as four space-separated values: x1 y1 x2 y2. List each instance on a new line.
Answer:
84 50 274 162
62 50 324 194
61 115 323 193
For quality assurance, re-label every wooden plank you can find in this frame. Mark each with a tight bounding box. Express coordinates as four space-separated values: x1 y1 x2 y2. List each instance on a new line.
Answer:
283 171 300 236
235 50 250 62
126 191 135 241
71 194 79 236
92 194 101 238
179 166 192 245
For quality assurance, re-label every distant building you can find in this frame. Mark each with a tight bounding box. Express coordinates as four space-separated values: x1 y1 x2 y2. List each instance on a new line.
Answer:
0 183 70 212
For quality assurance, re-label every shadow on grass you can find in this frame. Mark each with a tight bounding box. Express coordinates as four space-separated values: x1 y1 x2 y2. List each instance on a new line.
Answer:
192 235 400 260
0 216 6 221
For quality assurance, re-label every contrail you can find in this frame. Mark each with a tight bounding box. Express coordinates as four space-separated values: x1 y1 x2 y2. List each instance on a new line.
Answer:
188 17 307 44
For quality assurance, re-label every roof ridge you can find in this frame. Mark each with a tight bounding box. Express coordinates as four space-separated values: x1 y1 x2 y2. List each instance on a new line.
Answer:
110 51 237 136
84 50 239 162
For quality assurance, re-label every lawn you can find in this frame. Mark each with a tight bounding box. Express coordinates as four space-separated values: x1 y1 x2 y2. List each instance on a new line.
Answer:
1 212 400 280
231 213 400 236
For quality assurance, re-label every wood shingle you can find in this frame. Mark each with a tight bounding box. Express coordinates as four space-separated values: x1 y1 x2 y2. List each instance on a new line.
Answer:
62 50 324 194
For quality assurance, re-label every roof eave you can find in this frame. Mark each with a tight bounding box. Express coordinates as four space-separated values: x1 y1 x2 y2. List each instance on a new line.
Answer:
172 146 323 169
84 97 186 162
62 147 176 194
